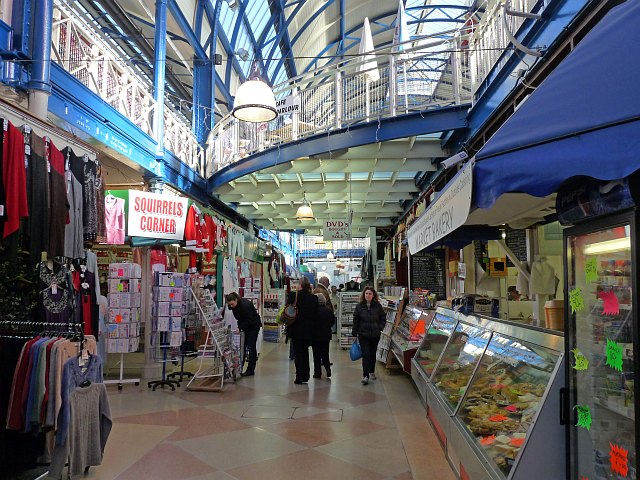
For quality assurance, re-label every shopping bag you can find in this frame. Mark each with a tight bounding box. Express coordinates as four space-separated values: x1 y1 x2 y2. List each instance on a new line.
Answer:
349 341 362 361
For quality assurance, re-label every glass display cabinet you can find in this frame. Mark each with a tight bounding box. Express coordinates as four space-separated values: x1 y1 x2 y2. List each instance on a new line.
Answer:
390 306 433 374
414 307 566 480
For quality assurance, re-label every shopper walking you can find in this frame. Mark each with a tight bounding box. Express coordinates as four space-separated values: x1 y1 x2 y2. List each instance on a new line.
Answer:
313 276 334 312
351 286 386 385
312 293 335 379
286 277 318 384
226 292 262 376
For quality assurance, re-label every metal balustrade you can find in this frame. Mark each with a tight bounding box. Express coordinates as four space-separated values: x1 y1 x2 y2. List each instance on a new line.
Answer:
468 0 540 96
207 34 473 176
51 1 205 177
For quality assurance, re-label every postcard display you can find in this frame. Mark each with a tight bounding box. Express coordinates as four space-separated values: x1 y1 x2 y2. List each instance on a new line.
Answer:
411 307 566 480
105 262 142 389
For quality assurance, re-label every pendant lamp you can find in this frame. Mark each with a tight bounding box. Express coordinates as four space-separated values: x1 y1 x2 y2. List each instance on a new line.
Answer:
232 61 278 123
296 192 314 220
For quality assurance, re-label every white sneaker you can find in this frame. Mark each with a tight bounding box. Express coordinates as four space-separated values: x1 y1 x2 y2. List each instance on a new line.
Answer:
370 373 377 380
361 376 369 385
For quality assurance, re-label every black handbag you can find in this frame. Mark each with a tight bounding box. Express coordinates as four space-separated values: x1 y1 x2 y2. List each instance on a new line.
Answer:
282 290 298 326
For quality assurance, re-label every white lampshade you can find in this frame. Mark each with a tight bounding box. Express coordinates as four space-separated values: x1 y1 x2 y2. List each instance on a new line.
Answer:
296 193 314 220
232 80 278 122
296 203 314 220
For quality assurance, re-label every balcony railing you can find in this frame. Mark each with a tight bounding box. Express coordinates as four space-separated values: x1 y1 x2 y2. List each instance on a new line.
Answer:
468 0 541 96
206 33 472 177
51 1 205 177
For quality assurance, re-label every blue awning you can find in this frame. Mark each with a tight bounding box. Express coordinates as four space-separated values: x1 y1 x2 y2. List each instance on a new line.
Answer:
474 0 640 209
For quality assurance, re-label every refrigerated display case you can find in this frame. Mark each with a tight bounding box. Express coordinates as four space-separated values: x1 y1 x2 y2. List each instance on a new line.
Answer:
390 306 433 374
416 307 566 479
564 212 637 480
431 322 492 411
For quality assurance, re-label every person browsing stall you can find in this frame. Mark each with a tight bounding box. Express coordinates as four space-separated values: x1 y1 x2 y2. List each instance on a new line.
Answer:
313 276 334 312
351 287 386 385
226 292 262 377
286 276 318 384
312 293 335 379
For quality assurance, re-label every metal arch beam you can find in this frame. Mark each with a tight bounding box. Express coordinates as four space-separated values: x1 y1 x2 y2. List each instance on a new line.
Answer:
166 0 234 107
271 0 336 81
225 0 265 87
303 5 467 73
208 105 468 191
265 0 297 83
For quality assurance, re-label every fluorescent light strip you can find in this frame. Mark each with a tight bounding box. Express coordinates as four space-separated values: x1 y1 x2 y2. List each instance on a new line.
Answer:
583 237 631 255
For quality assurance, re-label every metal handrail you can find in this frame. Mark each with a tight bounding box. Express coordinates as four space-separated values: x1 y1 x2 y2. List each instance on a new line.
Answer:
206 35 473 176
51 1 205 177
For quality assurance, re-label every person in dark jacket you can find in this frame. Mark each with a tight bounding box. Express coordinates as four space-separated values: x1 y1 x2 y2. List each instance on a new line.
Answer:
286 276 318 384
226 292 262 376
312 293 335 379
351 286 386 385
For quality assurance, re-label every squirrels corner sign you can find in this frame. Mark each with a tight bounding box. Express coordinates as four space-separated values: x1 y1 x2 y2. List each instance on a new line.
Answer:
128 190 189 240
323 219 352 240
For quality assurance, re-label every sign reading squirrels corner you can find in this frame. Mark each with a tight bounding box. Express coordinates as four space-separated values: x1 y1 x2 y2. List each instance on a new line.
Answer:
128 190 189 240
323 219 352 240
407 161 473 255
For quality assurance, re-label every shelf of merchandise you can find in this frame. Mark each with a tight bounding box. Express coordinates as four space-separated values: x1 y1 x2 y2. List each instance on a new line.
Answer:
262 290 285 342
376 291 406 366
337 292 361 349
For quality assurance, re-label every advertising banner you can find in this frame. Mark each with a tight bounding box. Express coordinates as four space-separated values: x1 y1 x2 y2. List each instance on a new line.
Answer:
407 161 473 255
323 219 352 240
127 190 189 240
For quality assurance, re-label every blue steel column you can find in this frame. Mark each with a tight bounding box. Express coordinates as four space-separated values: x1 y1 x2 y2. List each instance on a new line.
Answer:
153 0 168 163
27 0 54 119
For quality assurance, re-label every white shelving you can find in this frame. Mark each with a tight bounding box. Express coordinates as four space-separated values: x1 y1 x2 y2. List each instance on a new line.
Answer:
338 292 361 348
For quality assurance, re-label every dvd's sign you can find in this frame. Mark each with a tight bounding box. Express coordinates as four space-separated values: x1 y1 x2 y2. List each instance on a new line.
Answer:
323 219 351 240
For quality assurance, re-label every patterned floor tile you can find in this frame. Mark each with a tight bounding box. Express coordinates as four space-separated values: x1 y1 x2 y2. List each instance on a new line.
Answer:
115 443 215 480
224 449 385 480
115 406 250 441
263 418 388 448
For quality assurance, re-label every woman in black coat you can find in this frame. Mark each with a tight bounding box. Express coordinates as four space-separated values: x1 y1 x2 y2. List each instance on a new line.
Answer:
312 293 335 379
351 286 386 385
287 276 318 384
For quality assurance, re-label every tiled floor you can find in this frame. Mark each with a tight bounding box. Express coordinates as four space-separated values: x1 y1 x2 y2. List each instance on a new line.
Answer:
86 340 456 480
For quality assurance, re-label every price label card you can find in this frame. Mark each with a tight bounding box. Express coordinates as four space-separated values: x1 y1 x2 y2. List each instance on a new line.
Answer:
585 258 598 284
609 443 629 477
569 288 585 314
571 348 589 371
574 405 592 430
115 315 123 323
606 339 623 372
117 283 124 292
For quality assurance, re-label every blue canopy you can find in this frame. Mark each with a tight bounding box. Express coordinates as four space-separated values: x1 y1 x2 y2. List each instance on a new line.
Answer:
474 0 640 209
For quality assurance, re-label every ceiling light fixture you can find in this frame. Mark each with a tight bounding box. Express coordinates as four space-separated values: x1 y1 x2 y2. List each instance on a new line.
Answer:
296 192 314 220
327 251 335 260
232 61 278 123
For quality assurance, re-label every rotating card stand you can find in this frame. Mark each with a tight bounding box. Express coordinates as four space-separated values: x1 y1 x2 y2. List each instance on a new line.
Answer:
186 289 239 391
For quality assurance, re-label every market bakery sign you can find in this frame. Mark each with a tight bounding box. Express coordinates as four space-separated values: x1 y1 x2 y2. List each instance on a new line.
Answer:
407 161 473 255
127 190 189 240
323 219 352 240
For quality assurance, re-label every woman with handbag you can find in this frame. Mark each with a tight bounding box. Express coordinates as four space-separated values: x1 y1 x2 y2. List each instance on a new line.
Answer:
286 276 318 384
351 286 386 385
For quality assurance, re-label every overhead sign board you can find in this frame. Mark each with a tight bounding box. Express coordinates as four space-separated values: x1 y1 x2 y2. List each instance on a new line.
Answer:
323 219 352 240
127 190 189 240
275 94 301 115
407 161 473 255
